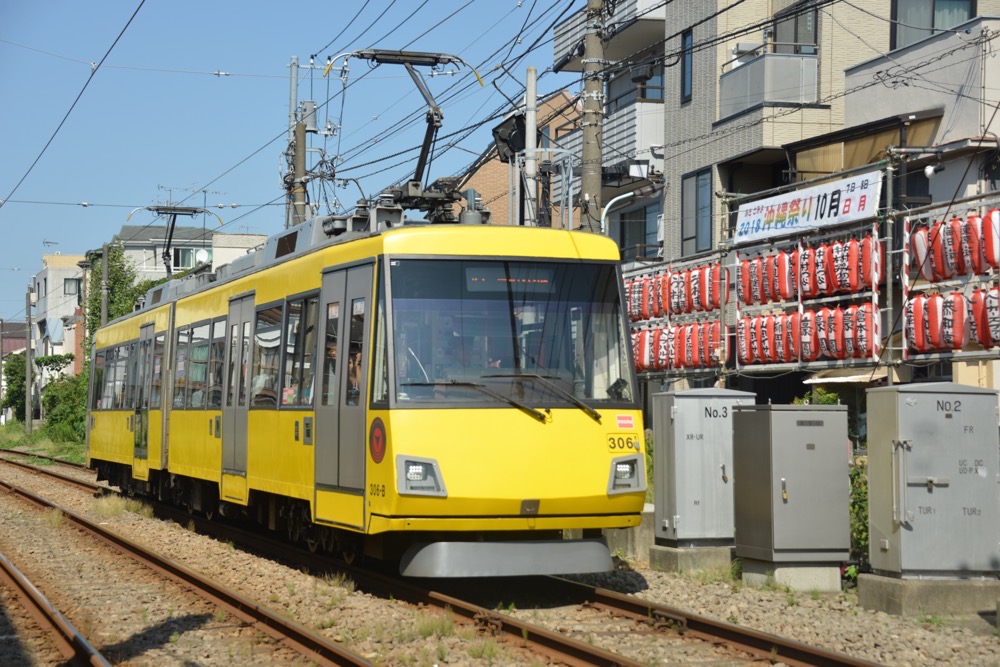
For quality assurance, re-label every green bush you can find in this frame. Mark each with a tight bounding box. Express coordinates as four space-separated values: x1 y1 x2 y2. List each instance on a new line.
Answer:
2 352 26 421
41 374 87 443
849 457 869 563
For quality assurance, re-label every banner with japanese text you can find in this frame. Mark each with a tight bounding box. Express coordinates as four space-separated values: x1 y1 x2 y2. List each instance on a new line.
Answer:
733 170 883 246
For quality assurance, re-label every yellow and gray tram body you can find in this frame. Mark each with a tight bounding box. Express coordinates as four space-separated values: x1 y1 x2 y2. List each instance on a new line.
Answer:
87 223 646 576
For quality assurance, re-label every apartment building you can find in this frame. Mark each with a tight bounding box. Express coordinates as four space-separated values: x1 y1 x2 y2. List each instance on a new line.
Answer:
553 0 667 261
659 0 992 261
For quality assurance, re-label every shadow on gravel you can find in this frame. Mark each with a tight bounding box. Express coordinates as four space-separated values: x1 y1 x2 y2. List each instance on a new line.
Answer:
564 562 651 595
99 612 213 663
0 600 33 667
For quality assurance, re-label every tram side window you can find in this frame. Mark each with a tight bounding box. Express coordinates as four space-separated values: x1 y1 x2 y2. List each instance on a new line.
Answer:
371 270 388 405
345 299 365 407
321 302 339 406
186 324 210 408
92 350 106 410
281 296 318 407
150 334 165 409
207 320 225 409
173 328 190 409
123 342 138 409
250 305 282 407
115 344 130 409
100 348 116 410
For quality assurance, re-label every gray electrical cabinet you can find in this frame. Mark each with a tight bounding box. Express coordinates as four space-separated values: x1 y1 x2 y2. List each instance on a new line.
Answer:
653 388 755 546
867 383 1000 577
733 404 850 562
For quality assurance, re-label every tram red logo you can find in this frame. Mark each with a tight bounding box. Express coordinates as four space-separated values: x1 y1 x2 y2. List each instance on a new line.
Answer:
369 417 387 464
616 415 634 429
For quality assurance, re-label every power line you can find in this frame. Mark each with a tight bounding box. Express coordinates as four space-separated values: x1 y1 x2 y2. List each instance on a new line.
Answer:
0 0 147 214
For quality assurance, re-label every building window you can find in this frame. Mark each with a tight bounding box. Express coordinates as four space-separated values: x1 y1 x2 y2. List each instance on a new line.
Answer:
774 2 817 54
637 68 664 102
681 169 712 256
680 30 693 103
63 278 81 296
173 247 211 270
891 0 973 50
620 203 661 262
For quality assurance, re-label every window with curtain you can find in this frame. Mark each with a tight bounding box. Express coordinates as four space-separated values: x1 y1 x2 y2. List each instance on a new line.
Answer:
681 169 713 256
892 0 973 49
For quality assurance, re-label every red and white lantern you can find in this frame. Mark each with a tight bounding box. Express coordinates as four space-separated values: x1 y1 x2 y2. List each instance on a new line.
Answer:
925 293 945 349
942 292 970 350
965 215 986 275
985 209 1000 270
827 307 847 360
929 221 956 281
775 251 797 300
690 267 703 312
738 318 753 365
800 310 821 361
855 303 877 358
799 246 818 298
910 226 934 282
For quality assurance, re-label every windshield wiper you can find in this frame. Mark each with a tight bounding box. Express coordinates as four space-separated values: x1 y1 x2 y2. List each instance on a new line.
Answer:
481 373 602 423
400 381 547 423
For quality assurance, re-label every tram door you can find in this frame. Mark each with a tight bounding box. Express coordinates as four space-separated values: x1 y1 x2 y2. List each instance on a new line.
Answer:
131 323 154 480
222 295 254 503
314 264 372 528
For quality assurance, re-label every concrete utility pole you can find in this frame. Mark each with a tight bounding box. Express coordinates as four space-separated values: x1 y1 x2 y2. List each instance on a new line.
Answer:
524 66 539 226
292 121 308 225
286 56 299 228
580 0 605 233
100 243 109 327
24 287 31 435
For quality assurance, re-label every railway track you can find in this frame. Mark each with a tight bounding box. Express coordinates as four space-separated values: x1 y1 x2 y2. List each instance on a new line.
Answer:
0 548 110 666
0 447 88 469
0 470 373 667
0 454 882 666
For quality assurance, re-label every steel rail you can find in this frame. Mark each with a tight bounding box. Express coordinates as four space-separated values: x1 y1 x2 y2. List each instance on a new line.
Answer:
0 455 101 493
0 447 88 469
0 550 110 667
547 576 881 667
0 478 373 667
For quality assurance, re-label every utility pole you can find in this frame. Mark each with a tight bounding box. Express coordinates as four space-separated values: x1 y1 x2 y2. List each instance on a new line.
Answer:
580 0 605 233
292 121 308 225
25 287 31 435
286 56 299 228
100 243 109 327
524 66 539 226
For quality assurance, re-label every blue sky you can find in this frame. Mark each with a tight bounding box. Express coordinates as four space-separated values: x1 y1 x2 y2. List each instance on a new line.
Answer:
0 0 581 319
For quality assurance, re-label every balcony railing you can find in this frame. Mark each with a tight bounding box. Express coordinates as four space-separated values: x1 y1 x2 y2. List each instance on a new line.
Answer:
719 44 818 121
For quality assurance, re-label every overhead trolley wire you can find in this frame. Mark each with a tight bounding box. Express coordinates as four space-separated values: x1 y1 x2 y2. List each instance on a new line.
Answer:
0 0 147 215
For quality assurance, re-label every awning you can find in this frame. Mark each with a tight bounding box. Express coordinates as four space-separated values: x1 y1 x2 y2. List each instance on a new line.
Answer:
803 366 888 384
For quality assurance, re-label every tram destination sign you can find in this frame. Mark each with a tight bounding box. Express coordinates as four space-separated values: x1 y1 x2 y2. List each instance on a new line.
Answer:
734 170 883 246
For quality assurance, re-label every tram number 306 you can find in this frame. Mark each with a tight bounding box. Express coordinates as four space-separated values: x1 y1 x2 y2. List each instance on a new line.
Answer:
608 434 638 451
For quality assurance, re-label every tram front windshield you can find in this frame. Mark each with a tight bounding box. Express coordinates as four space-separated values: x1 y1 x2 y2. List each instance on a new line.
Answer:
389 259 634 406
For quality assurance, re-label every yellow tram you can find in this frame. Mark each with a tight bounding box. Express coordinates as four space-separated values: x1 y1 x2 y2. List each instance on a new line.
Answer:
87 221 646 576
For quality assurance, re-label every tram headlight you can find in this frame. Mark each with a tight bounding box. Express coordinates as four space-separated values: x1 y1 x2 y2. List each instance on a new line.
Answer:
607 454 646 495
397 455 448 497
